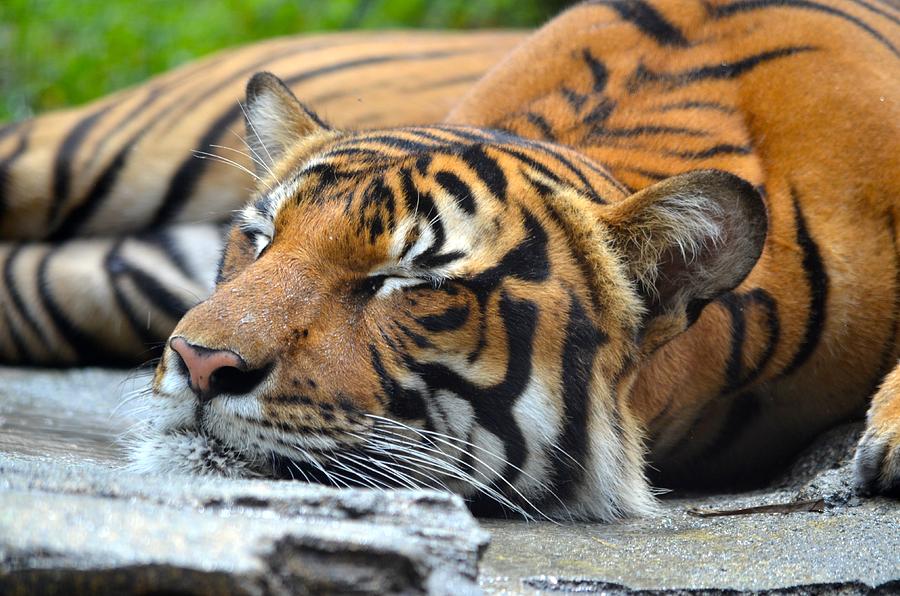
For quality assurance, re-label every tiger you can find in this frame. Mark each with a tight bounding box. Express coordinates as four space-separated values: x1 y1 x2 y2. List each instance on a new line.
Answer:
4 0 900 521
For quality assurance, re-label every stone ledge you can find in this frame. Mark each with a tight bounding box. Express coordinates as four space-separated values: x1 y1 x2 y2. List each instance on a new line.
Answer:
0 453 488 595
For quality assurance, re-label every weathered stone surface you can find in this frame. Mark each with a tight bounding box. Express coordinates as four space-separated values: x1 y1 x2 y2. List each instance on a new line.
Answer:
0 453 488 595
0 367 488 595
2 366 899 595
480 423 900 594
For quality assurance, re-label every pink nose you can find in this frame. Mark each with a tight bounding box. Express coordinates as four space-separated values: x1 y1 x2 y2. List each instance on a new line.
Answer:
170 337 245 401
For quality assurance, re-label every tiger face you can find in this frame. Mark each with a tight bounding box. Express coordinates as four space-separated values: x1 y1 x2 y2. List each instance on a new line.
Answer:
132 72 766 521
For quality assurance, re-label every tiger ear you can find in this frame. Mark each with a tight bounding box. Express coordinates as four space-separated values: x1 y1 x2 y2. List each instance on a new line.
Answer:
244 71 331 177
601 170 767 352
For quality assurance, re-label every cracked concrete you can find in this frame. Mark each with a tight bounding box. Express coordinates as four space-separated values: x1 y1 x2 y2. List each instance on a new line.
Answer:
1 366 898 594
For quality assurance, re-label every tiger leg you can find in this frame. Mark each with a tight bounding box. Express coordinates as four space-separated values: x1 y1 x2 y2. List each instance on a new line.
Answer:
0 222 225 365
854 360 900 496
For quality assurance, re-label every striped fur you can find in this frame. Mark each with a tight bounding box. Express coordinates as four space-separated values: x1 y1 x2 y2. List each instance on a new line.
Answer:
6 1 900 519
0 30 523 364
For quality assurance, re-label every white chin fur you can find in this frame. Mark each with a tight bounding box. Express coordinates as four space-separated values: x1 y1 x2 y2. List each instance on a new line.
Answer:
124 425 260 479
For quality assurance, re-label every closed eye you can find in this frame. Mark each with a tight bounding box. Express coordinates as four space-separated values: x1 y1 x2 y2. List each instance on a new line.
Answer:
356 274 426 299
252 233 271 258
375 276 426 298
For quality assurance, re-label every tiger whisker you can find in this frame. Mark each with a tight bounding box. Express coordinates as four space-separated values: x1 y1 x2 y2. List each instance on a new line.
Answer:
210 143 270 178
365 434 530 518
367 431 534 519
227 125 276 179
344 436 454 493
291 445 348 488
327 453 392 491
368 416 564 522
192 150 272 191
338 450 423 491
238 101 277 178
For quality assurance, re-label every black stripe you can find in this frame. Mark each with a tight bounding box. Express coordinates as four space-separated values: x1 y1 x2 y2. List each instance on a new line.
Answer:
717 289 782 395
50 106 109 226
551 291 608 502
603 0 690 46
370 344 429 423
1 307 32 363
401 72 485 93
417 305 470 333
461 144 508 203
396 322 433 349
410 209 447 269
712 0 899 58
541 193 605 315
653 100 737 113
2 245 48 347
348 133 440 154
663 144 753 159
561 87 589 111
519 143 610 203
582 98 616 126
81 54 212 171
160 37 352 134
0 123 31 221
849 0 900 27
151 49 470 226
582 49 609 92
410 292 536 490
37 247 131 365
462 209 549 364
627 45 817 92
738 288 781 388
48 44 339 234
414 249 466 270
434 171 476 214
139 227 199 281
491 146 563 186
104 241 165 348
613 164 671 182
596 124 710 138
525 112 555 140
781 188 828 376
48 142 131 239
720 292 748 394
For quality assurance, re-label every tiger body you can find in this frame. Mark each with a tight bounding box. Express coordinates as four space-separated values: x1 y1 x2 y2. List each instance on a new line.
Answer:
2 0 899 519
444 0 900 487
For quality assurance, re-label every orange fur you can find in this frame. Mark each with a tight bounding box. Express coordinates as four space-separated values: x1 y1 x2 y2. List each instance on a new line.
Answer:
4 1 900 516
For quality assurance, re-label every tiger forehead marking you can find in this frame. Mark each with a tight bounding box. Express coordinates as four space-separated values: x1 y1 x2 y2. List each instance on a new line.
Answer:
238 127 627 286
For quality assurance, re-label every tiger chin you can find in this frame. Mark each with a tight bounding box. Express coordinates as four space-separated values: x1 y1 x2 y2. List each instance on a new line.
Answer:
127 71 770 522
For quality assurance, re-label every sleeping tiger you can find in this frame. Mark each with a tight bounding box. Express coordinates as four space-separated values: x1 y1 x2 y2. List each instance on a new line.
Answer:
2 0 899 521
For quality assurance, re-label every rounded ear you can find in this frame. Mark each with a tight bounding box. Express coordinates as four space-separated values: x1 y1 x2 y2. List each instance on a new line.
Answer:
601 169 767 349
244 72 331 177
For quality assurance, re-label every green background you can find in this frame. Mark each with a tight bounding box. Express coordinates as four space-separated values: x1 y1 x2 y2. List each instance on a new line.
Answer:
0 0 572 123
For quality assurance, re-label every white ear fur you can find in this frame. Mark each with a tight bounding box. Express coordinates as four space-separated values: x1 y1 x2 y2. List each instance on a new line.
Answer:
602 170 767 339
244 71 330 177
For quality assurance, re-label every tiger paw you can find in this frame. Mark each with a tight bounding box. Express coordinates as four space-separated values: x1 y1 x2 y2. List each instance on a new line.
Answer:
853 362 900 497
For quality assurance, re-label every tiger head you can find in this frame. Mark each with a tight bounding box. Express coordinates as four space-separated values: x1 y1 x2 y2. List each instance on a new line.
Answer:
134 72 766 521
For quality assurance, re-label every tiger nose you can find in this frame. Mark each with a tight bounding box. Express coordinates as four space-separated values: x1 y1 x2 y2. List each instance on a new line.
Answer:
169 337 265 402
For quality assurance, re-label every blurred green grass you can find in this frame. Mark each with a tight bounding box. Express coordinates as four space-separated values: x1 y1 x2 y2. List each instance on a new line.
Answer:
0 0 570 123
